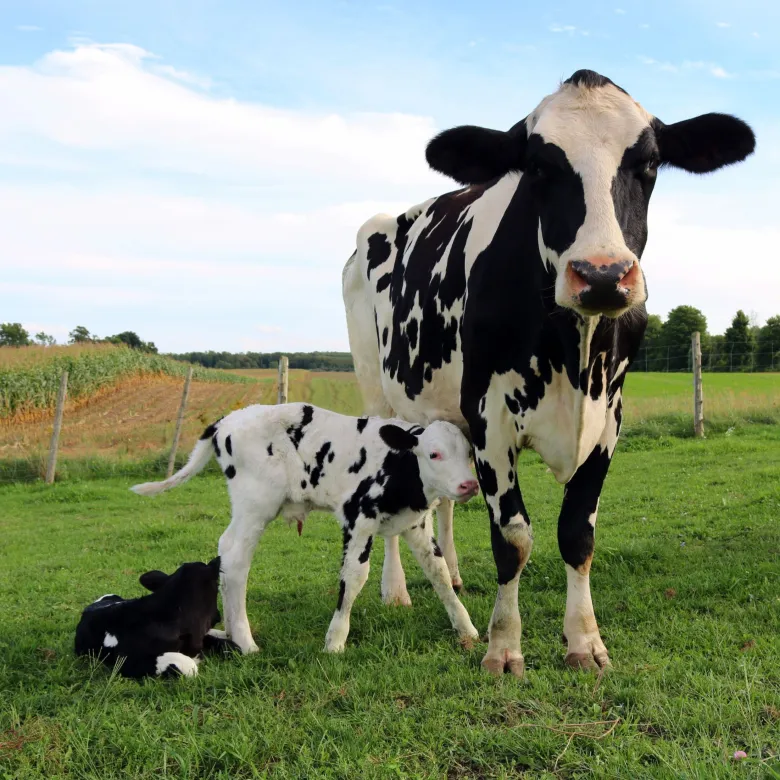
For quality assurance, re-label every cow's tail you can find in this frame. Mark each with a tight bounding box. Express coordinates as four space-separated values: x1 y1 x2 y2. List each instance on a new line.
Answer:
130 428 216 497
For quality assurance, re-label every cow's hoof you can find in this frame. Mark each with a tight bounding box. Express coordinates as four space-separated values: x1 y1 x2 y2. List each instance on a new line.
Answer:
452 579 464 594
324 641 346 654
382 592 412 607
564 650 611 671
458 627 480 651
481 648 525 678
241 642 260 656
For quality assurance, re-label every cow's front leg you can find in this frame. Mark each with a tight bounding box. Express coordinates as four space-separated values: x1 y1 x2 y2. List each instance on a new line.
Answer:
475 442 532 678
401 514 478 646
558 443 613 671
325 525 376 652
435 498 463 592
381 534 412 606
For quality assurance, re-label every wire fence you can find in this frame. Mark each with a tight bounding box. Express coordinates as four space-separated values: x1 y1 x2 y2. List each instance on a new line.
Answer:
633 341 778 373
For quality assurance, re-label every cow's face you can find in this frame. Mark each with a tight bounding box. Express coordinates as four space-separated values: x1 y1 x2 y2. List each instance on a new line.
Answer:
379 421 478 503
426 69 755 319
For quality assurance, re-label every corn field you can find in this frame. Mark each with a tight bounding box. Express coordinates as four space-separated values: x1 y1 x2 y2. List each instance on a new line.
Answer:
0 344 253 421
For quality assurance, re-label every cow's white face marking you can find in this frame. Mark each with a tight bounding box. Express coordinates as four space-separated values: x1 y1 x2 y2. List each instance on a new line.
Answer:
103 632 118 648
528 83 651 316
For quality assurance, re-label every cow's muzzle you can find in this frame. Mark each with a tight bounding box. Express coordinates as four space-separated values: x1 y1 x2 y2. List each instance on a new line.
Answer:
565 256 640 315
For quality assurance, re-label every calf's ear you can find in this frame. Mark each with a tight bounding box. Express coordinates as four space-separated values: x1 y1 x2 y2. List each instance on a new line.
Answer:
207 556 221 577
654 113 755 174
379 424 419 452
139 570 169 592
426 121 527 185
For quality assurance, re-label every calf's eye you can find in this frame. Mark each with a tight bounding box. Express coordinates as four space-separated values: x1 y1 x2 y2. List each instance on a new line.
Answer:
430 452 442 460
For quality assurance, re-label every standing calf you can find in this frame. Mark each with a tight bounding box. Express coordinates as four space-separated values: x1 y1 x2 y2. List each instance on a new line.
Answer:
131 403 480 654
75 557 237 679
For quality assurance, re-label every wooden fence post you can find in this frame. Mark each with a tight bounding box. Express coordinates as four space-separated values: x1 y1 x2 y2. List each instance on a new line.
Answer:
277 356 289 404
167 366 193 478
45 370 68 484
692 332 704 438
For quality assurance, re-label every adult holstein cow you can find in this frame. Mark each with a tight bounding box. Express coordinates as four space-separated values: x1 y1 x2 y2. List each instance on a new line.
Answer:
342 70 755 675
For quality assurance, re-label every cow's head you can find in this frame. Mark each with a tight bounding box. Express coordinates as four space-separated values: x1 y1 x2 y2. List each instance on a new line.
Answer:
380 421 479 503
426 69 755 318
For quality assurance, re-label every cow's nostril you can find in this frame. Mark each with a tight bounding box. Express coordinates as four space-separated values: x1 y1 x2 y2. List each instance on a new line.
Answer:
459 480 479 494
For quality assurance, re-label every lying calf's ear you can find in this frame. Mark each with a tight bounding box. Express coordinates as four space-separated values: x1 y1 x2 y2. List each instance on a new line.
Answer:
139 570 169 591
379 424 419 452
207 556 221 575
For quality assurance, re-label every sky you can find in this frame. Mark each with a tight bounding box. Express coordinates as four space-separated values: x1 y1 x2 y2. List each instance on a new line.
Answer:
1 0 778 353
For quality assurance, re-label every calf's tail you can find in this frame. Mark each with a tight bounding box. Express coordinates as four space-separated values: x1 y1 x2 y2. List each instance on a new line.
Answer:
130 428 216 496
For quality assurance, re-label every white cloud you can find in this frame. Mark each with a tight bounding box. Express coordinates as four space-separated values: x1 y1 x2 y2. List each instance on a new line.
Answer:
614 8 626 14
638 56 678 73
716 21 731 28
639 23 650 29
0 42 443 190
16 25 42 32
682 60 734 78
549 24 577 34
753 31 760 38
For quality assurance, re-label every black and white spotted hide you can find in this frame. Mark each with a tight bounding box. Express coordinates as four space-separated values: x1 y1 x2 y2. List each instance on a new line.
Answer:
74 557 238 679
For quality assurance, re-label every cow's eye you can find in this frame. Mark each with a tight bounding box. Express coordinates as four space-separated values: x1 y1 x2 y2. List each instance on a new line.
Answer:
525 161 547 180
638 159 659 176
429 452 442 460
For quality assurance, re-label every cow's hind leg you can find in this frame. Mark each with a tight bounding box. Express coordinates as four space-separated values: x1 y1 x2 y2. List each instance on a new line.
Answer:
401 514 478 646
435 497 463 592
325 524 377 652
343 247 412 607
558 442 615 671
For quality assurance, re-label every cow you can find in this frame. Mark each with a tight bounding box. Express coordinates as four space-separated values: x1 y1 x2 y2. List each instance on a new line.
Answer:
75 557 238 679
131 403 480 655
342 69 755 676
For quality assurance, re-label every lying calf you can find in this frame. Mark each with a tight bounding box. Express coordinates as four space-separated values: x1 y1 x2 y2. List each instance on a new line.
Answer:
75 557 238 679
131 403 480 654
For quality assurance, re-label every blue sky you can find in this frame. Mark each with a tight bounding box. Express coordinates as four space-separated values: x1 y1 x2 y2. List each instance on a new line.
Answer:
1 0 778 352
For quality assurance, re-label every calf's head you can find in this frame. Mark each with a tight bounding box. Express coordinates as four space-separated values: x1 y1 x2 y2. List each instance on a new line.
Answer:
139 556 222 629
380 421 478 503
426 69 755 318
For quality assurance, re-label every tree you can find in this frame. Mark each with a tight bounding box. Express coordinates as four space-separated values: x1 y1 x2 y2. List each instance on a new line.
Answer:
0 323 32 347
105 331 158 353
756 315 780 370
69 326 94 344
660 306 707 371
35 331 56 346
723 310 755 370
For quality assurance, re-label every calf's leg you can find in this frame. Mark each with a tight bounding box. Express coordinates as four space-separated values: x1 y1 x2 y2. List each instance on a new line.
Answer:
218 492 280 654
401 514 478 646
381 534 412 607
325 525 376 653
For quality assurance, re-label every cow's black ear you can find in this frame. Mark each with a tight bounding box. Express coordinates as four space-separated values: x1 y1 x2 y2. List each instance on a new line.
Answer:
139 570 169 592
426 121 527 185
655 114 755 174
379 424 419 452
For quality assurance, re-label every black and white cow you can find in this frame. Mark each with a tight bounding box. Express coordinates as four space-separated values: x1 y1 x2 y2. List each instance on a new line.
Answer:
131 403 480 654
75 557 238 679
342 69 755 675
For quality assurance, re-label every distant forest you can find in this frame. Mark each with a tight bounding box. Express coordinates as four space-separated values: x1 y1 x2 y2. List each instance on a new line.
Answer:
168 351 355 372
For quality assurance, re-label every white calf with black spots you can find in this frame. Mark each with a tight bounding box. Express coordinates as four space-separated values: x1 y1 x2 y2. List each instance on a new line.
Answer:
131 403 480 655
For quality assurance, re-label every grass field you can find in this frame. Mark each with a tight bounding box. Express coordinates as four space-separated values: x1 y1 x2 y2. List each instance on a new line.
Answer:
1 426 779 778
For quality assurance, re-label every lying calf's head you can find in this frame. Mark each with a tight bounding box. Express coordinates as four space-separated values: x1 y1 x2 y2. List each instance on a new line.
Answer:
140 556 222 631
379 421 479 503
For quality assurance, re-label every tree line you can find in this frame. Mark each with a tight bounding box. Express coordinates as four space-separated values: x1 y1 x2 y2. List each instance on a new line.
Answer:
3 309 779 373
636 307 780 372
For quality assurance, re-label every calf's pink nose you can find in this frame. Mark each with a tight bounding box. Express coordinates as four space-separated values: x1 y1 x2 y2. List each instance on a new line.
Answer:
458 479 479 495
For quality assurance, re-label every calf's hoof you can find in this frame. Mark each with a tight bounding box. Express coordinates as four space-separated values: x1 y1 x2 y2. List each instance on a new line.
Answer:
239 642 260 656
324 640 346 654
156 652 199 678
564 650 611 671
481 648 525 678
